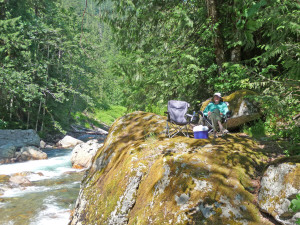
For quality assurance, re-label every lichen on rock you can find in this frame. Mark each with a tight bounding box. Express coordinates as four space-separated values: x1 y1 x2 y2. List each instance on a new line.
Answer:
258 157 300 225
70 111 275 225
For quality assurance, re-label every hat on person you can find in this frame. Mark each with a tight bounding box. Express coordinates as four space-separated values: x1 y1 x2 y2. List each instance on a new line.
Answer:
213 92 222 98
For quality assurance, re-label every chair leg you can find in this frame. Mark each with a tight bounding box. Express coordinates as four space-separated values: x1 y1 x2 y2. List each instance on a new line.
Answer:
166 121 170 138
186 124 190 137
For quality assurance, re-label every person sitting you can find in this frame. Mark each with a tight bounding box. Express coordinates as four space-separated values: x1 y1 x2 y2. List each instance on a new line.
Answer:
203 92 229 137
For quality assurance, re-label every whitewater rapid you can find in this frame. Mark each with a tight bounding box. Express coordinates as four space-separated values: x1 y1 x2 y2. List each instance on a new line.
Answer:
0 148 84 225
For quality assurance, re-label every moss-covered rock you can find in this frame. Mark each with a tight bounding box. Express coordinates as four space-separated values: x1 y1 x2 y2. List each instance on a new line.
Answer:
258 157 300 225
201 90 260 129
70 111 273 225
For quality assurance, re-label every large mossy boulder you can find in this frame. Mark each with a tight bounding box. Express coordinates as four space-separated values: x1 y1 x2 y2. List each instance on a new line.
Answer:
258 157 300 225
200 90 260 129
70 112 272 225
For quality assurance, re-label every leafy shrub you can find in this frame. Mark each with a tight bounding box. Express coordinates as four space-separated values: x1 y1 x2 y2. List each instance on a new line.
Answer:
145 104 167 116
0 119 7 129
289 193 300 224
243 120 266 139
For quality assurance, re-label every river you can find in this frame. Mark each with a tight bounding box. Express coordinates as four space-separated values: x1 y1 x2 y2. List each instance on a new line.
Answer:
0 148 84 225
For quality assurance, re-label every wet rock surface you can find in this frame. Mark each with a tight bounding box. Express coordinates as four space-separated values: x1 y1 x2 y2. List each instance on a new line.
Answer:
69 111 289 225
0 129 47 164
9 176 31 186
17 146 48 161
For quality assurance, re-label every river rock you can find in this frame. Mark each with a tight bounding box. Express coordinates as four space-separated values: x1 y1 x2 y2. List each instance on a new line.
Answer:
18 146 47 161
258 157 300 225
57 135 83 148
9 176 31 186
12 171 36 177
200 89 260 129
0 144 16 159
0 129 40 148
40 140 46 148
71 139 103 169
0 175 10 183
70 112 273 225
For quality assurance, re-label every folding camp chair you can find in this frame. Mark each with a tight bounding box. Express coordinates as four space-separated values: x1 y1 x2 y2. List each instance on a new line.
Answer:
165 100 193 138
199 102 231 135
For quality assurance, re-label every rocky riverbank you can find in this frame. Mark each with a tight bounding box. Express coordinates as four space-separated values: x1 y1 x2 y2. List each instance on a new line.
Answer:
0 127 108 225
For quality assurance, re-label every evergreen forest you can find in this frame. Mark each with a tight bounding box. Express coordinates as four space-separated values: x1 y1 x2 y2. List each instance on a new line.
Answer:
0 0 299 154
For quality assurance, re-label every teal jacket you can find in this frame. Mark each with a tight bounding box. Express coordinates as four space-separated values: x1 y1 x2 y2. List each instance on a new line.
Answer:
203 101 229 116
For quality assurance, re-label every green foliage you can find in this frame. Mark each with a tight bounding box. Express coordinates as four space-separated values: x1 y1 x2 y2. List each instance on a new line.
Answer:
96 0 215 110
72 105 127 128
145 104 167 116
243 120 266 139
93 0 299 156
0 0 125 133
212 63 249 93
93 105 127 126
0 119 7 129
290 194 300 212
243 77 300 155
0 0 298 154
290 193 300 224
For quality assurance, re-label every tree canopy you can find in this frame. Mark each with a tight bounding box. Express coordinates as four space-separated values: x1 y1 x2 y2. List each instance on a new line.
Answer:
0 0 299 152
95 0 299 149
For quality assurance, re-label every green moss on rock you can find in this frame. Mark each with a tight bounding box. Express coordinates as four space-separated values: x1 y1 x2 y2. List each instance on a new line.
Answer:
70 111 273 225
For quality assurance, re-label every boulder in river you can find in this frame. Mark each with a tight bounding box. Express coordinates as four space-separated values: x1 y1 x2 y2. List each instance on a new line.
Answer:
0 144 16 159
200 89 261 129
9 176 31 186
40 140 46 148
57 135 83 148
258 156 300 225
0 129 40 148
70 112 276 224
17 146 47 161
71 139 103 169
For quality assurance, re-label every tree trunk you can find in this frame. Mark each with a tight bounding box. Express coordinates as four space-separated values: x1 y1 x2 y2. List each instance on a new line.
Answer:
26 102 31 129
231 45 241 62
205 0 225 73
9 97 13 121
35 99 42 131
41 97 46 132
0 0 6 19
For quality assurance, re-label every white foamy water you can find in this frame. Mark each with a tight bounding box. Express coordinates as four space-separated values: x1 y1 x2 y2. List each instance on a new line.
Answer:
0 150 74 180
30 196 71 225
2 181 80 198
0 148 84 225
